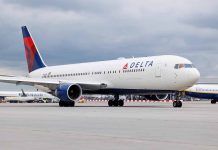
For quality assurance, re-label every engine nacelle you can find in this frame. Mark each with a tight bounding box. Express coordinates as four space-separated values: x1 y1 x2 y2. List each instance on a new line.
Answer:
144 94 168 100
155 94 168 100
55 84 82 101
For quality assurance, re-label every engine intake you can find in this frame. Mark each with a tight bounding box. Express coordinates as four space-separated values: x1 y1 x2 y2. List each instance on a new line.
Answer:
55 84 82 101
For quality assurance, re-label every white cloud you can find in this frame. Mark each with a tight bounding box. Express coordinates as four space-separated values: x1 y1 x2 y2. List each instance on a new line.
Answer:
0 0 217 81
0 66 26 75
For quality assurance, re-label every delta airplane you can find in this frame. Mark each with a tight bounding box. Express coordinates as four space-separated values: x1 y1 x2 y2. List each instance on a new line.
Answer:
185 84 218 104
0 89 58 103
0 26 200 107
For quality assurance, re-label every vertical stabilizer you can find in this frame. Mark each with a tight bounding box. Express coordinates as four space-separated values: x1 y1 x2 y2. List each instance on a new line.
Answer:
21 26 46 73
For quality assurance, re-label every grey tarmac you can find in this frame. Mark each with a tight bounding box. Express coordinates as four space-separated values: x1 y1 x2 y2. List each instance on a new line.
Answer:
0 101 217 150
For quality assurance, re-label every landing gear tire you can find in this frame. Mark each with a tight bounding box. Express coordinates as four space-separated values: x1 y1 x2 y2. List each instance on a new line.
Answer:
108 100 124 107
178 101 182 107
173 101 182 108
69 101 75 107
108 96 124 107
113 100 119 107
118 100 124 107
108 100 114 107
59 101 64 107
211 99 216 104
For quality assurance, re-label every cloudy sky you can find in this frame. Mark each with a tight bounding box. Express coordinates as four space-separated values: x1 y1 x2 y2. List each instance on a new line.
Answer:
0 0 217 91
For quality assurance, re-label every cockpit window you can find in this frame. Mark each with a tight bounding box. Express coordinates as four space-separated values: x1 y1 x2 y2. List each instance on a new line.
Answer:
174 64 194 69
178 64 184 69
184 64 193 68
174 64 179 69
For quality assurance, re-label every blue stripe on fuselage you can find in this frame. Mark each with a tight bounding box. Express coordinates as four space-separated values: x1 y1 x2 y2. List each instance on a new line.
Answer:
185 91 218 99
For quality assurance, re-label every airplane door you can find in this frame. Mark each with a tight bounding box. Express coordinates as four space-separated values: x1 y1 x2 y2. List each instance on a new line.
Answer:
155 63 161 77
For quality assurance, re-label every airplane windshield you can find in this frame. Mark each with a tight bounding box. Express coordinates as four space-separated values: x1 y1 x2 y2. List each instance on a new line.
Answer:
174 64 194 69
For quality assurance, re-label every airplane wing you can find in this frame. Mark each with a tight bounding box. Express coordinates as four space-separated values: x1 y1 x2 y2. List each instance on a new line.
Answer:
0 75 107 92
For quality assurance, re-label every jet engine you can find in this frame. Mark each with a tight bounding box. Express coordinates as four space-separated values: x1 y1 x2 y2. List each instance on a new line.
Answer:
55 84 82 101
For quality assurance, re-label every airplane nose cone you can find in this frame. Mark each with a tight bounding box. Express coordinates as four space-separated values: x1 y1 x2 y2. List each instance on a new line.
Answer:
193 68 200 82
186 68 200 86
196 69 200 80
176 68 200 91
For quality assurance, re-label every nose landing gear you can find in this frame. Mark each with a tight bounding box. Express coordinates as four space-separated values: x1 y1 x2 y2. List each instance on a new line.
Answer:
173 92 183 108
173 100 182 107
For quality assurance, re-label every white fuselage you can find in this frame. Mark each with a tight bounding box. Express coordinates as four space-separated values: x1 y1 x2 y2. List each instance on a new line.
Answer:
29 55 200 94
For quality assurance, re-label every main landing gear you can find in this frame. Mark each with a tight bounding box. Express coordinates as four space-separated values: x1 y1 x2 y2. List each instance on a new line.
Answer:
173 100 182 107
211 99 217 104
59 101 75 107
108 94 124 107
173 92 183 108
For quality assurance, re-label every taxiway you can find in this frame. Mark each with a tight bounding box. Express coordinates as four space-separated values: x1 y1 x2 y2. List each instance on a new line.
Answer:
0 101 217 150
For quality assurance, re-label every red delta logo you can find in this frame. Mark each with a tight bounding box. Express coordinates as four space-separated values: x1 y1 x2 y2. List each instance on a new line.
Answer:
123 63 128 69
122 61 153 70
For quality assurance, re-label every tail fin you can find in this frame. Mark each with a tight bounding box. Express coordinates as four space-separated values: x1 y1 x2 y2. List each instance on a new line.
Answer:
21 26 46 73
21 89 27 97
